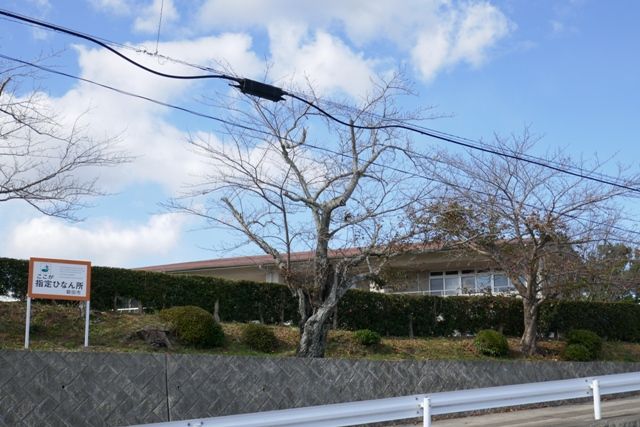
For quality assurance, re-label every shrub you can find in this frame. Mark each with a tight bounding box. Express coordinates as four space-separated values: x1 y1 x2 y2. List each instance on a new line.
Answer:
353 329 382 346
563 343 592 361
3 257 640 342
159 306 224 348
474 329 509 357
566 329 602 359
241 323 278 353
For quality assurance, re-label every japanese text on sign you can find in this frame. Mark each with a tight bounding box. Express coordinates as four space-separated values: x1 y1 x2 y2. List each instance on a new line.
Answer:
28 258 91 301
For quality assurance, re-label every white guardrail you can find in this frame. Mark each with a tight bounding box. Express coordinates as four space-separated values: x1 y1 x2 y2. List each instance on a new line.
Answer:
135 371 640 427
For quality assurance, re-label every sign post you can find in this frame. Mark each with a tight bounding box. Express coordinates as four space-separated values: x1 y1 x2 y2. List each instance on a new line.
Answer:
25 257 92 349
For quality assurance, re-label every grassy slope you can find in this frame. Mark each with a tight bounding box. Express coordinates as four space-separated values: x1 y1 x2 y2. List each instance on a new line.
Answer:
2 302 640 362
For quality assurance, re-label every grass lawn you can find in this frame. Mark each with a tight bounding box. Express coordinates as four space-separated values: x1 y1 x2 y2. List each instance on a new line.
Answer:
2 301 639 362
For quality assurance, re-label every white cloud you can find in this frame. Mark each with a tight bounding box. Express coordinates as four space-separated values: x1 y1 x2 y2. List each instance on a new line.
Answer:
196 0 513 83
73 34 261 100
268 24 380 98
4 213 186 267
44 36 263 192
134 0 180 34
89 0 132 15
195 0 434 45
411 2 512 80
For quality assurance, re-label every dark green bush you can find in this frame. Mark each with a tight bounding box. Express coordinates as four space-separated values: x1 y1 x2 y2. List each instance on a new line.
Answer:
353 329 382 346
563 343 593 361
474 329 509 357
539 301 640 342
241 323 278 353
566 329 602 359
159 306 224 348
3 257 640 342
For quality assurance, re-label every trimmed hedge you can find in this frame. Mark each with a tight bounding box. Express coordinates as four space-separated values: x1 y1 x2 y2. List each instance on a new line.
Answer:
566 329 602 359
0 258 298 324
2 257 640 341
241 323 278 353
474 329 509 357
563 344 592 361
336 291 523 337
160 305 224 348
353 329 382 346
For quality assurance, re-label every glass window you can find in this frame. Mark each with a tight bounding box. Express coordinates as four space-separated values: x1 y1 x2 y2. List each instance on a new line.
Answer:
461 276 476 294
493 273 513 293
429 277 444 295
477 273 491 293
444 276 459 295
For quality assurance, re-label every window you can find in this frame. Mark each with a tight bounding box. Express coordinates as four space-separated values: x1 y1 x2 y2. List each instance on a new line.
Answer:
444 274 460 295
425 269 513 296
477 273 492 293
493 273 514 293
461 275 477 294
429 276 444 295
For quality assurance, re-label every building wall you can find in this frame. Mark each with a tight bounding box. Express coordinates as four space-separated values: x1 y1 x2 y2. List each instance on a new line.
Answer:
160 251 502 296
172 266 274 283
1 349 639 426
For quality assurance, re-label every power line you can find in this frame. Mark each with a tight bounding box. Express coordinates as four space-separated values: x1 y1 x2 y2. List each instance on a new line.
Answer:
0 9 239 83
0 54 258 135
0 15 228 76
154 0 165 55
285 93 640 194
3 52 640 244
2 7 639 194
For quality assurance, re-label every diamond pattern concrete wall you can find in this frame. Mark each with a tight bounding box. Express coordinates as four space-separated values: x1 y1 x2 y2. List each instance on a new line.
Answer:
165 356 640 420
0 350 167 427
1 349 640 426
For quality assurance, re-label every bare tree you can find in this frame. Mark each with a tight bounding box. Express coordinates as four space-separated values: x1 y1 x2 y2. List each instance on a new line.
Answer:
425 130 636 355
567 243 640 302
0 63 126 219
173 76 437 357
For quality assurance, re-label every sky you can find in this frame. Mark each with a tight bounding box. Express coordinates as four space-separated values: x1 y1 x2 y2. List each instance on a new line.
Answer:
0 0 639 268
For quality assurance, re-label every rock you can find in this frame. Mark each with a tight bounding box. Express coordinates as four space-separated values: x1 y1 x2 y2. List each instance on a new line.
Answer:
131 326 172 349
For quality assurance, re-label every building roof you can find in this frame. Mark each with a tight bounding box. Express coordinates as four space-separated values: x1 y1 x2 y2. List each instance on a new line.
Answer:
139 248 363 273
138 244 447 274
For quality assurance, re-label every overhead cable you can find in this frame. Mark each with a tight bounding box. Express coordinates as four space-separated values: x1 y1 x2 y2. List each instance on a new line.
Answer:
0 9 240 83
3 52 639 243
2 7 638 194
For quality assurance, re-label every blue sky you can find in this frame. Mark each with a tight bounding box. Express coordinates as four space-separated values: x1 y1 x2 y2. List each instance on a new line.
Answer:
0 0 639 267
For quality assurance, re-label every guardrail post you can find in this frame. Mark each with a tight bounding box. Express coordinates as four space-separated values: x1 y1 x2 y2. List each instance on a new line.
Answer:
422 397 431 427
591 379 601 420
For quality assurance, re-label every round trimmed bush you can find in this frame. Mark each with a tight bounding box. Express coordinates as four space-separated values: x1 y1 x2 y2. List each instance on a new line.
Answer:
159 306 224 348
474 329 509 357
563 343 592 361
353 329 382 346
566 329 602 359
241 323 278 353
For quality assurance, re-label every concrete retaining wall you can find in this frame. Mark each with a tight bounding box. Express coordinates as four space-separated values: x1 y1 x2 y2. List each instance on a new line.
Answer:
1 349 639 426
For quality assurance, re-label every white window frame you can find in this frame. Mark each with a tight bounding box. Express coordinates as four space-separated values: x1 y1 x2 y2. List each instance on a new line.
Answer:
426 270 514 296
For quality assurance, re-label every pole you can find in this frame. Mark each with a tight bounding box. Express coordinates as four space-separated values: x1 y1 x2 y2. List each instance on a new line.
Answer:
84 300 90 347
592 379 602 420
24 296 31 349
423 397 431 427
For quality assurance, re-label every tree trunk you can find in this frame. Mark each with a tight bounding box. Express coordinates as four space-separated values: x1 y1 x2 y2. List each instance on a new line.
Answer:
297 305 333 357
521 299 540 356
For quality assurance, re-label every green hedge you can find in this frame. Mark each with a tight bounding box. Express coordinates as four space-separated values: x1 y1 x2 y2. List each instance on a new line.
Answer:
336 292 523 337
0 258 298 324
2 257 640 341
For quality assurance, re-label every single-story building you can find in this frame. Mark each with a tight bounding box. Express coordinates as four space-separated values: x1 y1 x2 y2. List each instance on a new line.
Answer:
140 247 517 296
